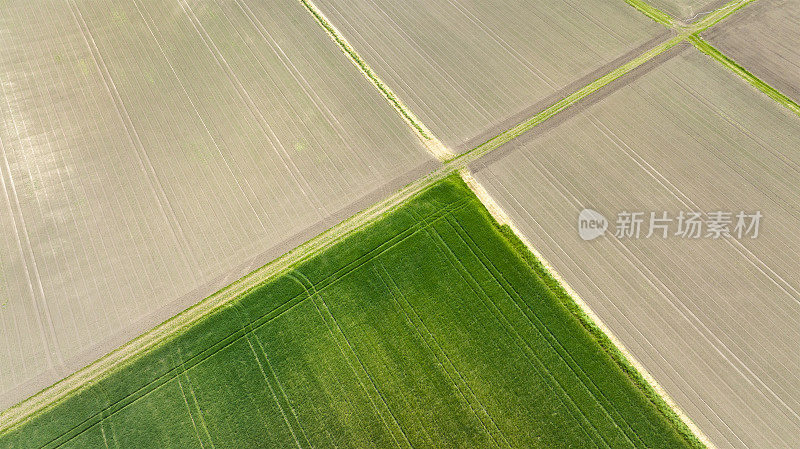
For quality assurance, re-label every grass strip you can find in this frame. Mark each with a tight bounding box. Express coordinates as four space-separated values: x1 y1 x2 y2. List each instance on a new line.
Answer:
297 0 432 141
689 35 800 117
624 0 676 27
683 0 755 32
624 0 753 32
497 225 707 449
447 34 685 165
0 13 721 438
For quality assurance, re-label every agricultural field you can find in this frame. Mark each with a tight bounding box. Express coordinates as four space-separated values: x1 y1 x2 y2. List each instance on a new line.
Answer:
0 0 434 410
0 176 698 449
472 45 800 449
645 0 713 19
704 0 800 103
310 0 664 152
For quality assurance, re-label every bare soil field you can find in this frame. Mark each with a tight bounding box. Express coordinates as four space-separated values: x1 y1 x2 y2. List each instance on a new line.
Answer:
472 45 800 449
705 0 800 103
0 0 434 411
311 0 664 152
647 0 713 19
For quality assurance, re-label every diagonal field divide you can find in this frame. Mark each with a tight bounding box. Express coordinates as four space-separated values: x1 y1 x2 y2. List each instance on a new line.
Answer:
627 0 800 119
0 0 763 442
2 175 706 448
296 0 452 160
286 2 768 449
687 34 800 118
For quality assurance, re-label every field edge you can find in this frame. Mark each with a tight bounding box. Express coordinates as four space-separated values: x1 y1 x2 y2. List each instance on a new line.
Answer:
0 169 449 437
689 34 800 118
459 167 708 448
494 223 708 449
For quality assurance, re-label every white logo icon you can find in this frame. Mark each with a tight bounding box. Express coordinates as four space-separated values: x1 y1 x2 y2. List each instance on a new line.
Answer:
578 209 608 241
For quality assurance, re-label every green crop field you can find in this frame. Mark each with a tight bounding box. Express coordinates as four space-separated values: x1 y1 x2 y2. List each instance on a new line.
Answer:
1 176 697 448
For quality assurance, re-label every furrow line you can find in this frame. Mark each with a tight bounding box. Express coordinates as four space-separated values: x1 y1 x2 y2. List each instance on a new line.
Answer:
292 272 413 449
374 262 512 449
421 221 611 448
444 216 646 448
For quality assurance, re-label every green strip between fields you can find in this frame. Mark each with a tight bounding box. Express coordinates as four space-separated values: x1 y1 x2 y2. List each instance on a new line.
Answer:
689 35 800 118
624 0 755 31
498 226 706 449
446 34 685 165
297 0 432 141
624 0 676 27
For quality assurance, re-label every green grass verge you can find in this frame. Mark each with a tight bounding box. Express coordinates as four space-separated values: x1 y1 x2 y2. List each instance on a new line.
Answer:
298 0 431 140
1 175 700 448
689 35 800 117
624 0 676 27
686 0 755 32
448 34 685 165
498 226 706 449
623 0 754 33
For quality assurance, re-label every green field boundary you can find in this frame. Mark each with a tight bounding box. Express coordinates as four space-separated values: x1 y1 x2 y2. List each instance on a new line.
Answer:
624 0 676 27
627 0 800 122
625 0 755 31
685 0 756 32
497 225 707 449
626 0 800 123
689 35 800 117
2 175 706 447
297 0 432 142
446 34 685 165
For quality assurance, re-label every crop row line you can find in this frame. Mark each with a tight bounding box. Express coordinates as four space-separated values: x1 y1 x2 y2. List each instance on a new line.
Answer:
297 271 414 449
446 216 653 448
422 217 614 447
374 260 513 448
